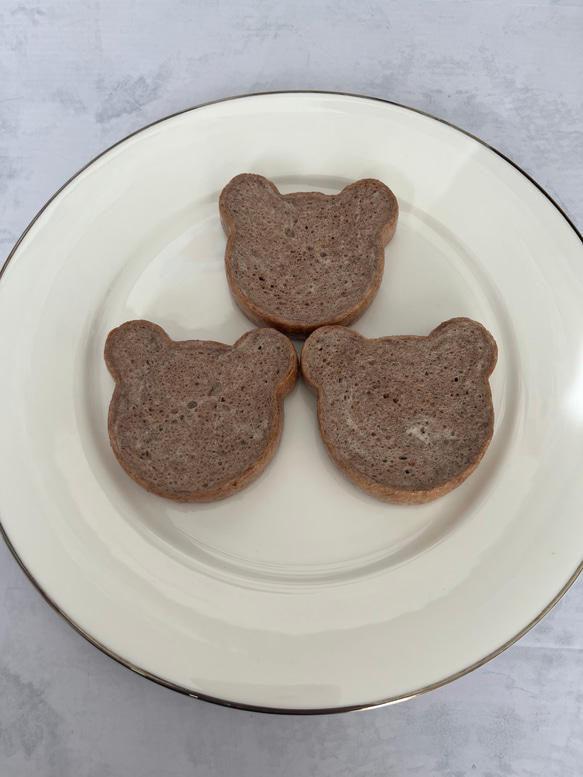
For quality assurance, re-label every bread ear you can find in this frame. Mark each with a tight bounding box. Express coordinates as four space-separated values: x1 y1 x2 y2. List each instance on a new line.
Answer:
338 179 399 234
219 173 281 222
235 328 298 383
301 326 356 387
104 320 168 380
430 318 498 377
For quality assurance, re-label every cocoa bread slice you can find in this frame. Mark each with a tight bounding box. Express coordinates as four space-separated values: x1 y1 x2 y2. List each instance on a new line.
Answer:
219 174 398 338
301 319 497 504
105 321 298 502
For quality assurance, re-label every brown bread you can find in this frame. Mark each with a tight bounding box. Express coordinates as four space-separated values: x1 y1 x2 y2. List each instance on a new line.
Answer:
219 174 398 338
301 319 498 504
105 321 298 502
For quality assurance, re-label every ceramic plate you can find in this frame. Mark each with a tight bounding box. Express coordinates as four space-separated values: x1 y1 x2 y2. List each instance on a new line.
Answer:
1 92 583 713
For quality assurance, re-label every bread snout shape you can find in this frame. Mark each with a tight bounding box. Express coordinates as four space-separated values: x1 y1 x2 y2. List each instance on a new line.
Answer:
301 319 498 504
105 321 299 502
219 173 399 338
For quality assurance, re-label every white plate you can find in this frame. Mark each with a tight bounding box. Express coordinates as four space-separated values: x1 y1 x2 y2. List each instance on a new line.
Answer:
1 92 583 713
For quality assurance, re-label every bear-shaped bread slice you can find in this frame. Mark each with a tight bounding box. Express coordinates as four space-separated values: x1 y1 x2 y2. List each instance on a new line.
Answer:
219 174 398 338
105 321 298 502
301 319 497 504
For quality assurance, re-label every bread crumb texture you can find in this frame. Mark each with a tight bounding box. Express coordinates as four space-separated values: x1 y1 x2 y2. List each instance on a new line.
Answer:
301 318 497 503
105 321 298 501
220 174 398 336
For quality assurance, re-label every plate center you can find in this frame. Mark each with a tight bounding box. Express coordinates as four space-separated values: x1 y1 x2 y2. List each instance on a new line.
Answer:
87 180 515 589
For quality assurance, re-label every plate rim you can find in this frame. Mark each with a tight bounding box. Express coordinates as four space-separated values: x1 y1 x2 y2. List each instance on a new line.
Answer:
1 89 582 716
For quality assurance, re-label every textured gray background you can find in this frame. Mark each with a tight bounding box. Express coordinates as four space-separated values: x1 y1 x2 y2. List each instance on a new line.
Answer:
1 1 583 775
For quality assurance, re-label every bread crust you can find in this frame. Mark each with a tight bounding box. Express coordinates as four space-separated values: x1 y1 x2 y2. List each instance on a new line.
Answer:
219 174 398 338
105 321 298 502
301 319 497 504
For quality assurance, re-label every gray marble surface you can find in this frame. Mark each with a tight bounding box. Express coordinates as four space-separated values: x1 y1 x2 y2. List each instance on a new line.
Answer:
1 1 582 775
